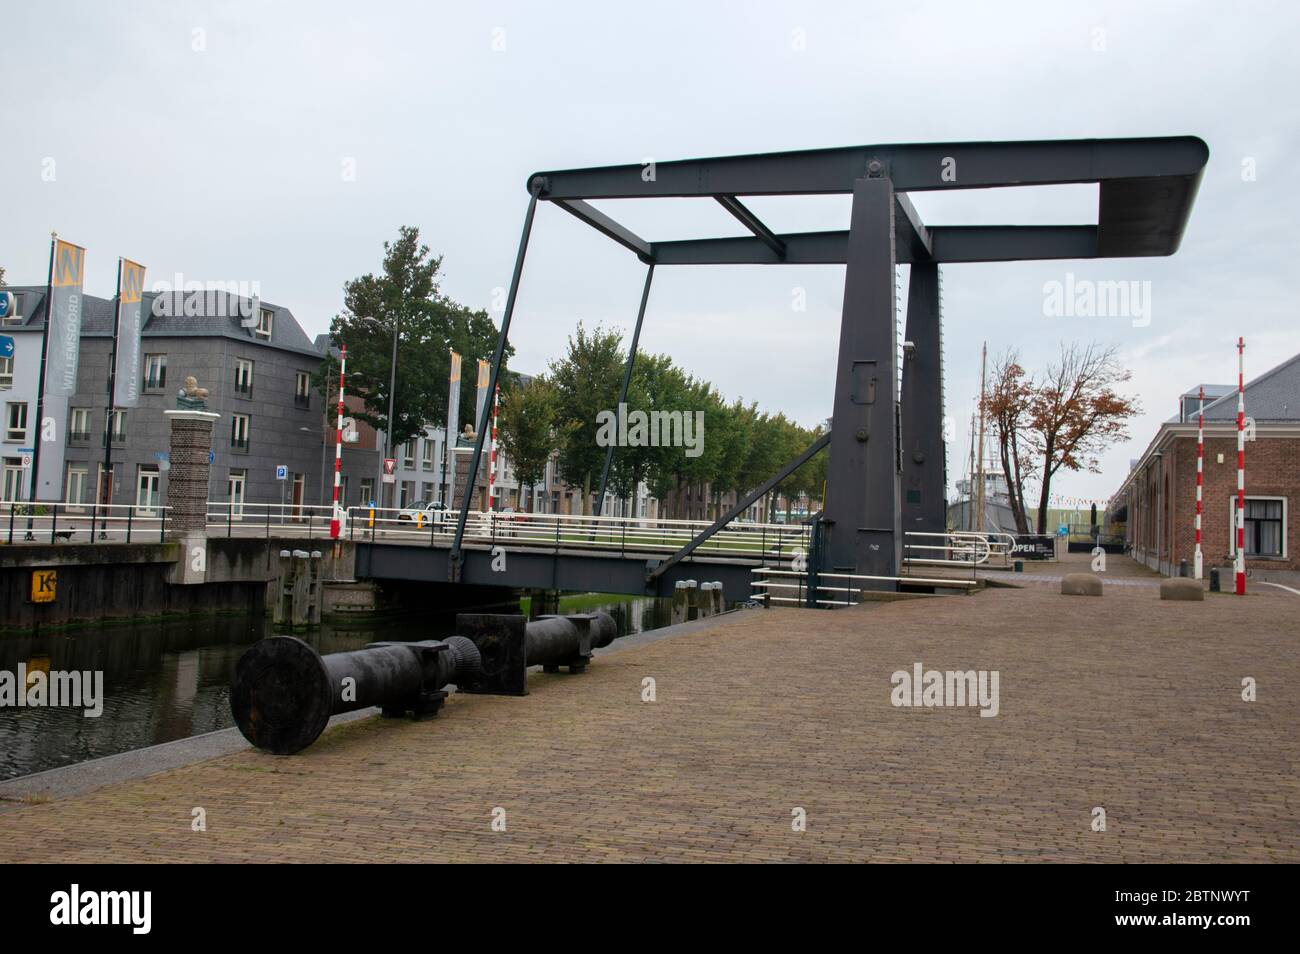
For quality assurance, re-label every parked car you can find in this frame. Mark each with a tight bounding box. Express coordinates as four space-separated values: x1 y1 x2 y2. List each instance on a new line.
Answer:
397 500 447 525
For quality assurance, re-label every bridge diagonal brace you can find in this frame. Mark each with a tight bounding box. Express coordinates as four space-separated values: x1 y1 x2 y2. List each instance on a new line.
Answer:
646 429 830 585
594 262 655 517
450 182 544 581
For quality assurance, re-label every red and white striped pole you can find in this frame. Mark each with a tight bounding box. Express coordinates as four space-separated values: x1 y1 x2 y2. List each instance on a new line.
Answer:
1194 385 1204 580
487 382 499 514
1234 337 1246 595
329 344 347 539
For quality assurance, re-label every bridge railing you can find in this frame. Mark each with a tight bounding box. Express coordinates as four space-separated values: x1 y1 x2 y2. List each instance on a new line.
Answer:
1 501 172 545
201 501 813 560
751 566 978 608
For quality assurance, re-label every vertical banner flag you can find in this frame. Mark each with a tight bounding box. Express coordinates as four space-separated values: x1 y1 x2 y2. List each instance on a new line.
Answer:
445 350 462 505
114 259 147 407
474 358 490 436
46 239 86 396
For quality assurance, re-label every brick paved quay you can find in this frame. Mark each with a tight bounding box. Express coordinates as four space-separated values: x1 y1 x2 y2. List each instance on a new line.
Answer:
1 559 1296 863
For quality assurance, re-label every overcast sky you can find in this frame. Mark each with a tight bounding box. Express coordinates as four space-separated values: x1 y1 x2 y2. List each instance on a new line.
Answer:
3 1 1297 506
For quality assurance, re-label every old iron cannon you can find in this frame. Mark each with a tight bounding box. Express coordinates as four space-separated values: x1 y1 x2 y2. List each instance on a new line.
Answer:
231 635 482 754
230 611 619 753
457 611 619 695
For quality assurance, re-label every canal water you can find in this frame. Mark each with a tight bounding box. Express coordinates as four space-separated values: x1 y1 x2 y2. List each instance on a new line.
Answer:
0 594 676 781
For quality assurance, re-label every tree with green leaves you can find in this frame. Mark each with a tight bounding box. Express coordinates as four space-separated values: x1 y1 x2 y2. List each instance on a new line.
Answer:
319 225 510 456
496 375 558 512
548 323 624 514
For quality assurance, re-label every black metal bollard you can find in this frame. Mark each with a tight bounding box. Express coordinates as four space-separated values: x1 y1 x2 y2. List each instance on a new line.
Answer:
230 634 482 754
457 611 619 696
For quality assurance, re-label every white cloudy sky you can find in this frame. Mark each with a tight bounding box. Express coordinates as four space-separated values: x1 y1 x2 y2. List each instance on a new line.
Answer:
3 1 1298 505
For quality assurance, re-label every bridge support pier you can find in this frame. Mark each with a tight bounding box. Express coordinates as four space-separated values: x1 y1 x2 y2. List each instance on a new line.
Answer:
822 174 901 586
900 261 947 537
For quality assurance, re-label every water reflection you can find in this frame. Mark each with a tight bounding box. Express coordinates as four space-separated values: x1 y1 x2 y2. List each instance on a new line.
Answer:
0 594 669 781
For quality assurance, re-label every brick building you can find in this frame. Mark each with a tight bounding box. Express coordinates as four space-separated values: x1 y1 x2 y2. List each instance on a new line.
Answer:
1110 352 1300 584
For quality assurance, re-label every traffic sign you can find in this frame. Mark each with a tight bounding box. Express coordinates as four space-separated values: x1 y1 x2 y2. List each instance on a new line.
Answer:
208 450 215 465
21 453 33 469
0 334 14 359
1057 524 1068 536
0 291 15 320
382 458 396 484
276 464 288 480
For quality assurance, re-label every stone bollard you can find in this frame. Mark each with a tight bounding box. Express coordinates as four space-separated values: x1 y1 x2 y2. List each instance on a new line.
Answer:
1160 578 1205 601
710 582 725 615
289 550 311 627
1060 573 1103 596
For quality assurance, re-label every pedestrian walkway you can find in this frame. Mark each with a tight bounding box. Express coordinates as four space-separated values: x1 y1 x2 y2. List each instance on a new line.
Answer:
0 576 1295 862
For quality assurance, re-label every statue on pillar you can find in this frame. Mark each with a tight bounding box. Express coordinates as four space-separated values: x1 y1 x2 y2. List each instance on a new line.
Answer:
176 375 210 411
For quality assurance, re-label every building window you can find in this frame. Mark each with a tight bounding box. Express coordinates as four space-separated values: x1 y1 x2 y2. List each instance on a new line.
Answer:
108 409 127 445
0 355 13 389
403 442 415 469
256 308 274 339
294 371 311 407
65 463 89 506
1231 496 1286 559
234 359 254 396
143 354 167 391
227 469 247 518
400 480 414 509
2 457 24 502
231 413 251 452
69 407 92 443
5 401 29 441
359 477 375 508
422 439 435 470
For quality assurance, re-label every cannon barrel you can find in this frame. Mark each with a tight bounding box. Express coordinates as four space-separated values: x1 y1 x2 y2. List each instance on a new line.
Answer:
525 612 618 668
231 634 482 754
456 610 619 694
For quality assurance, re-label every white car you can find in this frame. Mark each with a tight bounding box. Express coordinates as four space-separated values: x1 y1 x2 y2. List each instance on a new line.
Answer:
397 500 447 525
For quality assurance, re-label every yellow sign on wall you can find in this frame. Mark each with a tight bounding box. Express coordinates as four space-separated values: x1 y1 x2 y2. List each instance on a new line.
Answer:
31 569 57 603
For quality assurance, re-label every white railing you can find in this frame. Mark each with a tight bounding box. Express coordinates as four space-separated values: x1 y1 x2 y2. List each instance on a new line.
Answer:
1 501 172 545
202 502 812 560
751 566 979 608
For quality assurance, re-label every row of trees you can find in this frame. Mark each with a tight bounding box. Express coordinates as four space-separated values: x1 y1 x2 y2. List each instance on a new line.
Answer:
319 228 824 519
985 342 1139 534
499 323 826 518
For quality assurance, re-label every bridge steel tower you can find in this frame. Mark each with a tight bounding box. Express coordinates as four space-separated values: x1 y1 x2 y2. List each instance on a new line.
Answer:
449 137 1209 590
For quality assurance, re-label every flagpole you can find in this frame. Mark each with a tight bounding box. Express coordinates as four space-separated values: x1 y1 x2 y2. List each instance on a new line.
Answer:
99 258 124 539
25 232 57 540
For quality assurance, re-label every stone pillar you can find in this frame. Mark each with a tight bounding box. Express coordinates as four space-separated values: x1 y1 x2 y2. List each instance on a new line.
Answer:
165 409 218 585
165 410 219 534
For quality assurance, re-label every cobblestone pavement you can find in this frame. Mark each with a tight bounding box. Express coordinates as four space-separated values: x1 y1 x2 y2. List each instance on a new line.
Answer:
1 569 1295 863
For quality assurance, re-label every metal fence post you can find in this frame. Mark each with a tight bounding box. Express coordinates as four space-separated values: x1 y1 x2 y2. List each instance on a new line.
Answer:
126 505 134 544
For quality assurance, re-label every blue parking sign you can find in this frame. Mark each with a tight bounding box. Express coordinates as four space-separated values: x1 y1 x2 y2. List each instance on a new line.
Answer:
276 464 288 480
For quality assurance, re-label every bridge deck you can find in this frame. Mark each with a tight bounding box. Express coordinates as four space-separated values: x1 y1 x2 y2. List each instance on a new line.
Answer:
2 567 1294 863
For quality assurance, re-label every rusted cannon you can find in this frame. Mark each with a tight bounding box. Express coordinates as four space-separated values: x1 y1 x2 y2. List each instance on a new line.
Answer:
231 635 482 754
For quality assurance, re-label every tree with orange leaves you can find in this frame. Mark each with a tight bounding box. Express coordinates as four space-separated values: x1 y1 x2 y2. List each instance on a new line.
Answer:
1026 343 1140 535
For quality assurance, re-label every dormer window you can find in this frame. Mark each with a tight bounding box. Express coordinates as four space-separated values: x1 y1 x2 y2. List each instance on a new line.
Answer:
256 307 273 338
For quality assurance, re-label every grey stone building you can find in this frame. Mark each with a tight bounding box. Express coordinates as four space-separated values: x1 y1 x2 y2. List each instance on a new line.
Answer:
1 285 378 518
